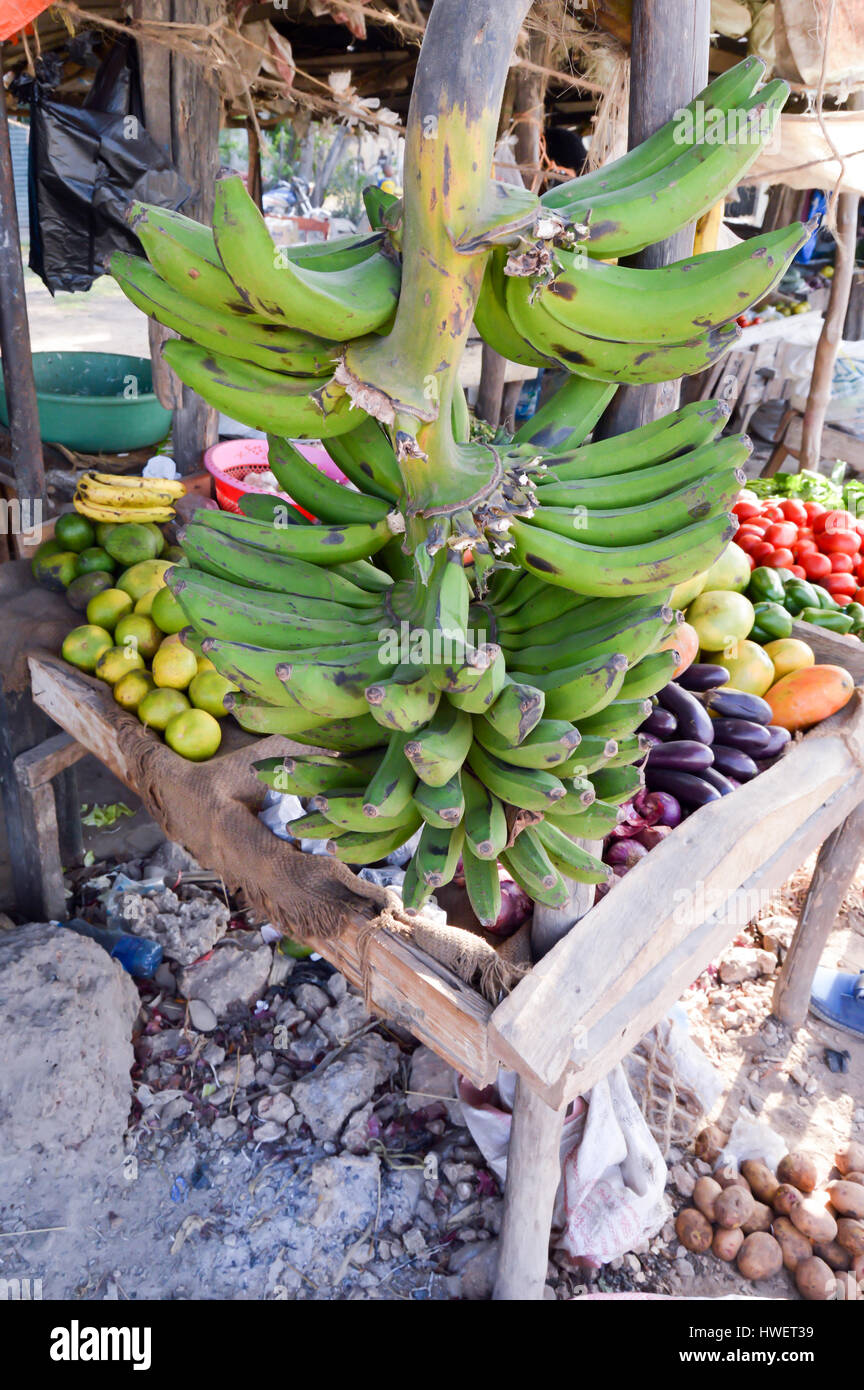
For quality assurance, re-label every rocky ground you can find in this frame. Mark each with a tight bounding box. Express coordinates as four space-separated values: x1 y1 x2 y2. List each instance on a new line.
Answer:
1 826 861 1303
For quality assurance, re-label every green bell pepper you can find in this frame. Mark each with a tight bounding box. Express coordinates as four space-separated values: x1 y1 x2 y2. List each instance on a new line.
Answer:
799 606 855 634
809 583 841 611
773 568 795 585
750 601 793 641
783 577 821 616
747 566 787 606
844 601 864 630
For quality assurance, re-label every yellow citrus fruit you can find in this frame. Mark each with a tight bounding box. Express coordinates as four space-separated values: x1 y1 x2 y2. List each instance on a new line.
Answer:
94 644 146 685
189 670 239 718
151 642 198 690
165 708 222 761
763 637 815 682
196 655 217 674
151 584 186 635
687 590 754 651
113 669 156 712
134 587 161 616
86 587 134 631
61 624 113 673
705 638 776 696
116 558 172 603
114 613 162 662
138 687 191 731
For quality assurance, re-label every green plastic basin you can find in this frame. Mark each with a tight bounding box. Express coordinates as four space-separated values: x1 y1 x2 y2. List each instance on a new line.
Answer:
0 352 172 453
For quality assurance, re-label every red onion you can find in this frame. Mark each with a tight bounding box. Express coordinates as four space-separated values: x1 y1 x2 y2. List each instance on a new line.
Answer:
484 869 532 937
636 824 672 850
604 837 649 871
632 788 682 828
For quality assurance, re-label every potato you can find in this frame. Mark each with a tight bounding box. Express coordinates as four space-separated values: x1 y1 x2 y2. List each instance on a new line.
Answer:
676 1207 713 1254
693 1177 723 1222
773 1216 813 1272
777 1151 819 1193
714 1162 749 1191
773 1183 803 1216
835 1142 864 1176
741 1159 779 1206
836 1217 864 1256
694 1124 727 1165
795 1255 835 1301
842 1171 864 1186
742 1200 772 1235
712 1226 744 1262
852 1252 864 1283
737 1232 783 1281
813 1239 851 1271
790 1197 838 1244
826 1180 864 1220
715 1184 755 1230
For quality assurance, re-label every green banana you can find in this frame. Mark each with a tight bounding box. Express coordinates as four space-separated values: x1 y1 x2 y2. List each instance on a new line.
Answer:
509 512 737 598
589 764 644 805
462 772 508 859
510 374 616 453
412 772 464 828
541 222 809 344
287 811 348 840
466 742 566 812
173 581 385 651
473 716 582 768
310 792 414 834
503 604 676 675
163 339 357 438
365 664 441 732
445 649 507 712
545 799 623 839
168 565 384 631
226 697 383 750
534 821 612 885
178 527 384 605
474 247 556 367
617 649 680 700
325 818 421 865
530 467 745 548
401 854 435 914
404 702 473 787
498 588 664 641
558 735 619 776
325 416 403 500
535 435 751 508
462 846 502 927
253 752 380 797
484 678 546 745
266 436 392 524
361 731 417 819
534 399 730 482
415 821 464 888
213 175 399 337
188 505 395 567
603 734 652 768
509 653 628 722
204 639 391 716
501 826 563 896
577 698 653 739
333 558 395 593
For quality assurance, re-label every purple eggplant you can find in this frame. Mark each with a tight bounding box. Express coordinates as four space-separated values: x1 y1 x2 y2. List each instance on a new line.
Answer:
760 724 792 760
704 689 772 725
645 766 722 807
632 788 682 828
710 743 759 782
646 739 714 773
639 705 677 739
676 663 730 692
710 717 773 756
658 682 714 744
701 765 736 796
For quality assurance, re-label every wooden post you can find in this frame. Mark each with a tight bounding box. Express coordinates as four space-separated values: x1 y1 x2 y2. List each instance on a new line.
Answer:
595 0 711 438
799 92 863 471
773 798 864 1026
531 845 602 960
0 51 46 508
493 1077 566 1300
246 116 263 212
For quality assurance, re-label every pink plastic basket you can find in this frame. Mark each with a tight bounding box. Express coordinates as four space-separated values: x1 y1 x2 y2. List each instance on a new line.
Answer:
202 438 348 515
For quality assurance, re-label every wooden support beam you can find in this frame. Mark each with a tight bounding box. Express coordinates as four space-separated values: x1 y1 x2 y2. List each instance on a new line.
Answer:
772 798 864 1027
13 731 86 789
595 0 711 438
0 47 46 508
493 1078 566 1300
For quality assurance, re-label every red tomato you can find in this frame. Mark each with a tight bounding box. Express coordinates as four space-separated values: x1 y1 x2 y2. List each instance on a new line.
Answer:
748 555 757 571
764 522 797 548
819 509 858 537
825 573 858 595
750 541 775 564
854 587 864 605
803 501 826 522
821 530 861 555
830 552 855 573
732 500 762 521
735 533 760 555
833 593 853 606
793 540 817 557
767 547 795 568
761 504 785 523
801 550 832 580
779 499 808 526
787 564 807 579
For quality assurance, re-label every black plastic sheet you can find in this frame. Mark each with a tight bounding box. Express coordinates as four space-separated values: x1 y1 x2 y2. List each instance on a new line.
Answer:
15 39 190 293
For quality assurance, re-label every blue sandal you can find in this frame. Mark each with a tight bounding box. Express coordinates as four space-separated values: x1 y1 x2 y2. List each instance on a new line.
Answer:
809 966 864 1038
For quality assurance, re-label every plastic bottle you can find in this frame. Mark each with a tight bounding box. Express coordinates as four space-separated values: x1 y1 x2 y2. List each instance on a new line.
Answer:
60 918 163 978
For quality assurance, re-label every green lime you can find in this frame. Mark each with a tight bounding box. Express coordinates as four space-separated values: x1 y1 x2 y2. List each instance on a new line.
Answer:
75 546 116 577
33 546 79 591
61 624 113 673
96 522 118 548
65 571 115 612
31 537 64 580
138 687 191 732
105 522 161 566
94 644 146 685
55 512 96 554
86 588 134 631
116 559 172 602
115 613 162 662
151 584 186 635
165 708 222 761
114 669 156 712
151 642 198 690
189 670 239 717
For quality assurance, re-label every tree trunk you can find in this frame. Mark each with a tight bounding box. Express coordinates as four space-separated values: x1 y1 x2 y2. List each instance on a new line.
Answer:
595 0 711 438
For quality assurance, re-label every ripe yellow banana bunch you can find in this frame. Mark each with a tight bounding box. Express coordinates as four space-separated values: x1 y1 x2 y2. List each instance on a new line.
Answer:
73 472 184 524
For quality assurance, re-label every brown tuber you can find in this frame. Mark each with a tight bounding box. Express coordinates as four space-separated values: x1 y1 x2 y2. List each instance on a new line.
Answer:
795 1256 835 1301
777 1151 819 1193
835 1143 864 1176
676 1207 713 1254
836 1218 864 1255
773 1216 813 1273
736 1232 783 1281
712 1226 744 1262
826 1180 864 1220
742 1200 772 1235
790 1197 838 1245
713 1161 748 1190
813 1240 851 1271
741 1160 779 1206
773 1182 803 1216
715 1184 755 1230
694 1125 727 1165
692 1177 722 1223
842 1171 864 1186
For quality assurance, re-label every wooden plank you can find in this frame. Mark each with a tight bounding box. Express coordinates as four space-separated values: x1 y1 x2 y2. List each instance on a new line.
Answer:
779 413 864 471
28 654 495 1085
14 731 86 788
488 692 864 1102
493 1078 566 1300
772 797 864 1026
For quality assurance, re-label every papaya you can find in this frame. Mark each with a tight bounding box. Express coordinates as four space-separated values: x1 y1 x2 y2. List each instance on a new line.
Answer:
765 665 855 732
659 620 698 677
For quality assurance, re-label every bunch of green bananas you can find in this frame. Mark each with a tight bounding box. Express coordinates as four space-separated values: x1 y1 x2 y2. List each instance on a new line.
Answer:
113 52 802 925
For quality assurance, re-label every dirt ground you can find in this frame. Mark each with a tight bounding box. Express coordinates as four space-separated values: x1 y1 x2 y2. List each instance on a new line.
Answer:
25 266 149 358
